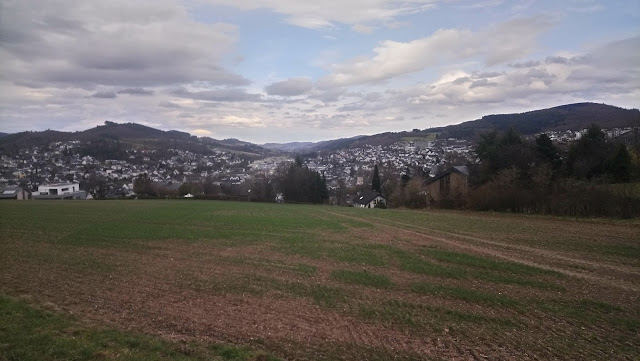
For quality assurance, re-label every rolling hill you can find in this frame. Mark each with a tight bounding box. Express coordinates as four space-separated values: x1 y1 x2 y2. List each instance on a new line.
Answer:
305 103 639 151
0 121 269 156
1 103 637 154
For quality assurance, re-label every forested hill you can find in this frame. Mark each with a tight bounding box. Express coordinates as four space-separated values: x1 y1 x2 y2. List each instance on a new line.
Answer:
1 103 637 154
0 121 269 156
305 103 639 152
430 103 639 139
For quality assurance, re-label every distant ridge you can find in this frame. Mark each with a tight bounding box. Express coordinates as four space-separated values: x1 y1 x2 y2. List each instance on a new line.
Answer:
304 102 639 151
429 102 639 139
262 142 316 152
1 103 637 153
0 121 268 156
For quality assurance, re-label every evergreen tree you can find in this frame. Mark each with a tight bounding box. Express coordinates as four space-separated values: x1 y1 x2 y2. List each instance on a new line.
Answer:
277 160 328 204
535 133 561 169
608 144 632 183
567 125 613 180
133 173 155 197
401 167 411 187
372 164 381 193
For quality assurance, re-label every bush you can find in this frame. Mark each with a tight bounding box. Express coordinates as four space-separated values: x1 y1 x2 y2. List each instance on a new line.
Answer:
468 179 640 218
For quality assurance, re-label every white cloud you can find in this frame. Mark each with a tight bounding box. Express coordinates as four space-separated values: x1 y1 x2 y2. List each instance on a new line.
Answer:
172 88 263 102
202 0 440 29
0 0 245 89
405 36 639 108
352 24 375 34
568 0 605 13
191 128 213 135
220 115 267 128
319 16 554 87
265 77 313 96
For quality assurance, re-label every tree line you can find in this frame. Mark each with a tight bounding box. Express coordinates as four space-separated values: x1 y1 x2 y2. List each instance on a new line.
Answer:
131 155 328 204
129 125 638 217
467 125 638 217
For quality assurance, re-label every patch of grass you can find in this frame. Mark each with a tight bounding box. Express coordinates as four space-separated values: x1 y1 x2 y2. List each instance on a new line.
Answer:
189 273 348 309
330 269 392 288
410 282 519 307
358 300 420 328
191 274 272 296
391 248 466 279
326 244 388 267
538 298 625 323
222 257 318 278
357 299 518 332
422 249 565 290
586 243 640 260
2 200 639 360
273 238 388 267
476 273 565 291
289 263 318 277
307 284 348 308
0 295 279 361
533 297 640 339
424 249 558 277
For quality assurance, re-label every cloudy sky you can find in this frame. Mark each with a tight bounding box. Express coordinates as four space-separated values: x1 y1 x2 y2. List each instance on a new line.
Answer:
1 0 638 143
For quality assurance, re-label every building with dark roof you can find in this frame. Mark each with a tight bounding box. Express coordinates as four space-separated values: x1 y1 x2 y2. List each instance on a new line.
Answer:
0 186 30 200
425 166 469 203
353 190 386 208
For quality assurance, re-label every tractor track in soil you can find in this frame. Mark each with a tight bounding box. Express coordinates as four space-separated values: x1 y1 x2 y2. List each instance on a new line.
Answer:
323 210 640 293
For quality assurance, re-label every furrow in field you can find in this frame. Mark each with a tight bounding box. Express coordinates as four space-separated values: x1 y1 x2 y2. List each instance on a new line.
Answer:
323 210 640 293
366 214 640 276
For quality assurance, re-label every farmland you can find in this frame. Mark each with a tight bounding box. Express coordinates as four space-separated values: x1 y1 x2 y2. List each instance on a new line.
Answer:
1 200 639 360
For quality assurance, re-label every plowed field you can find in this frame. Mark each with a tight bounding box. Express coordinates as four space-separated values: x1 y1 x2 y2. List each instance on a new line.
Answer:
1 200 639 360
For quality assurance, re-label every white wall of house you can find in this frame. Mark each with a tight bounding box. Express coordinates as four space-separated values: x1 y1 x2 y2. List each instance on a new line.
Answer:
356 196 386 208
37 182 79 195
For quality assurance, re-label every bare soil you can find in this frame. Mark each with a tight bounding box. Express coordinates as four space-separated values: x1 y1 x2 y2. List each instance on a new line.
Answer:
1 214 639 360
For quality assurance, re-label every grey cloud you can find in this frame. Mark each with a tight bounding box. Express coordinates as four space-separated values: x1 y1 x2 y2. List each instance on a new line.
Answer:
265 77 313 96
159 101 181 108
474 71 502 78
364 92 383 102
484 16 555 66
545 56 570 64
91 91 117 99
526 68 555 79
337 103 363 112
118 88 154 96
509 60 541 68
469 79 498 88
304 113 368 129
545 55 588 65
566 69 630 85
321 16 553 88
172 88 263 102
309 88 347 103
588 36 640 68
0 0 246 89
453 76 471 84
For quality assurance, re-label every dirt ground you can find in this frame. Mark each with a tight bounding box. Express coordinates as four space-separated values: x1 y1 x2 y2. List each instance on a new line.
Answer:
1 210 639 360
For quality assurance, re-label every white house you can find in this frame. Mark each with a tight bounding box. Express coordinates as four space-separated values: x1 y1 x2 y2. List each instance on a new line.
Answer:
352 190 386 208
36 182 80 196
32 182 88 199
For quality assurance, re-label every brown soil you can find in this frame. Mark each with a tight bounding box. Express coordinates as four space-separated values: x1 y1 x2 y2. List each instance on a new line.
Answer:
325 211 640 292
2 216 639 360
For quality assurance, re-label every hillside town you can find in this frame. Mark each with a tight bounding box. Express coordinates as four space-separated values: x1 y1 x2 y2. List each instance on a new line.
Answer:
0 134 477 200
1 126 636 203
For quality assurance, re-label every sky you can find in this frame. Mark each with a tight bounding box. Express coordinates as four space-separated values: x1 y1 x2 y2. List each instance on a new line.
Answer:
0 0 638 143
